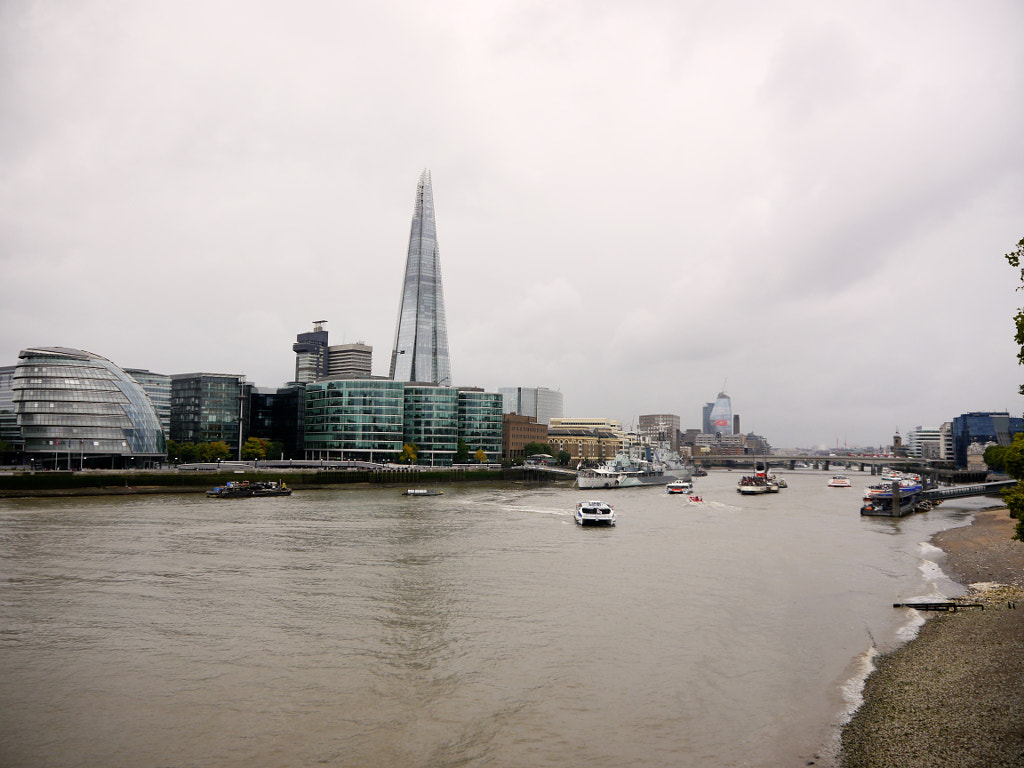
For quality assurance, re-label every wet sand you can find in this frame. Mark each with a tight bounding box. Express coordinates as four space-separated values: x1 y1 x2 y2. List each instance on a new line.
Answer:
839 506 1024 767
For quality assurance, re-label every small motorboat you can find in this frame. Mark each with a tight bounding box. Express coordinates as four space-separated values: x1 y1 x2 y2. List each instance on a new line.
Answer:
828 476 852 488
688 495 703 503
403 489 443 496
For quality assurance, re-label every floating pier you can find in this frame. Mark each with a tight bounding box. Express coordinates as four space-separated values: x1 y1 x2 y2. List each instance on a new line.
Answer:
892 601 984 612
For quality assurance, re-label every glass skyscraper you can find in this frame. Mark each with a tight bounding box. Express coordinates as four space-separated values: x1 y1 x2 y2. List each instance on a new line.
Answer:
709 392 733 436
389 170 452 385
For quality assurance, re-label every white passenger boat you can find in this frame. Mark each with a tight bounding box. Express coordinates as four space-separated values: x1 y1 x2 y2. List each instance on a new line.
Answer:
575 500 616 526
666 480 693 494
828 476 852 488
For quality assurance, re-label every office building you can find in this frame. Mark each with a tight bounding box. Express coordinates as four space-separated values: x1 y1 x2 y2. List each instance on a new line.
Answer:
907 425 944 460
638 414 680 451
939 422 954 461
11 347 165 468
125 368 171 439
246 383 307 459
709 392 733 436
389 170 452 385
499 386 564 426
304 379 405 462
170 373 249 456
403 384 459 465
303 379 503 466
457 388 504 461
951 411 1024 467
327 343 372 378
0 365 21 454
293 321 329 383
502 414 548 461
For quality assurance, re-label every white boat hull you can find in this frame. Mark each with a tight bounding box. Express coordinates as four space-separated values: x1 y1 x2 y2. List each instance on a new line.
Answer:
575 501 616 526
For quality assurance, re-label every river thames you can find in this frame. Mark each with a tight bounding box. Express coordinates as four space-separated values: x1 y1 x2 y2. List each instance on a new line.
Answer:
0 470 991 767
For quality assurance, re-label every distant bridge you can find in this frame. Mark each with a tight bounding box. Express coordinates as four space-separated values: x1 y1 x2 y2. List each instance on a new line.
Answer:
697 454 923 471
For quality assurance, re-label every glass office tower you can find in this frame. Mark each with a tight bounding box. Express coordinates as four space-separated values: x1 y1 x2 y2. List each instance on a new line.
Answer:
403 385 458 465
458 389 503 461
304 379 405 462
389 170 452 385
709 392 733 436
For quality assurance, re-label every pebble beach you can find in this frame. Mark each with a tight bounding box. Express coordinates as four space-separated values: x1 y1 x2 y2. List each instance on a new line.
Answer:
839 505 1024 767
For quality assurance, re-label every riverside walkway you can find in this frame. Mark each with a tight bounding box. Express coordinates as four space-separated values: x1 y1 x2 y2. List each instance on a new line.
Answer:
920 479 1018 501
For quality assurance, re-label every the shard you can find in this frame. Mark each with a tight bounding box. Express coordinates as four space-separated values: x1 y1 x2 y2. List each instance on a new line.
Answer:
389 170 452 385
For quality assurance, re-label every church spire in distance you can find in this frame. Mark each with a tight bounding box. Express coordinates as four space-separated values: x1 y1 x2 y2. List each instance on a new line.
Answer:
389 170 452 385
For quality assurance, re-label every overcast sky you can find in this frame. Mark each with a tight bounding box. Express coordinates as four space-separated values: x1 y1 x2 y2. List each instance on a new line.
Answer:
2 1 1023 449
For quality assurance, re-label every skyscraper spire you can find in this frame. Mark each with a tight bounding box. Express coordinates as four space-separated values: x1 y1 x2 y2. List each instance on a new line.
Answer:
389 170 452 384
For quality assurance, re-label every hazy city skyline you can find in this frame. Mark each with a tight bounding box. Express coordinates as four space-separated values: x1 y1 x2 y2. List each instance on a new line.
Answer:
2 2 1023 448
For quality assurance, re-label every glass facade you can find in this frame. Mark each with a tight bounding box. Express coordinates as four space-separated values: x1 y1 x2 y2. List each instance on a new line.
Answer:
11 347 165 467
0 365 24 451
247 383 307 459
170 374 247 454
389 170 452 385
952 411 1024 467
304 379 405 461
458 389 503 461
125 368 171 439
709 392 733 436
403 385 458 465
498 386 564 426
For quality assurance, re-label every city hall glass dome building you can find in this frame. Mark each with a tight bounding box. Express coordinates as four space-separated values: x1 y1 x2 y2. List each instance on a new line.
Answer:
12 347 165 468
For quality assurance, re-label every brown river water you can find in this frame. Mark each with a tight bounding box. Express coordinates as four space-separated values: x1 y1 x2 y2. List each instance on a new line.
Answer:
0 470 986 767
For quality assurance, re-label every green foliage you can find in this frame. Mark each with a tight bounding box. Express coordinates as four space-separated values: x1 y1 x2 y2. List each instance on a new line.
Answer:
1005 235 1024 539
199 441 232 462
241 437 268 460
1002 433 1024 481
266 441 285 460
1006 236 1024 391
557 450 572 466
522 441 553 458
1002 483 1024 541
398 443 418 464
166 440 232 462
984 444 1008 473
455 439 470 464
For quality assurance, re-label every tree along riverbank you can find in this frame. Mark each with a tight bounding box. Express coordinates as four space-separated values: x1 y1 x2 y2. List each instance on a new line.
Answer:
0 467 512 498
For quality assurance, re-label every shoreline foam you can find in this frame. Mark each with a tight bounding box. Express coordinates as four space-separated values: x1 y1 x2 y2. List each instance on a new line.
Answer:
838 505 1024 767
